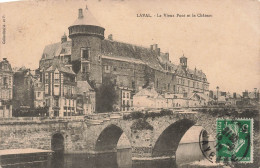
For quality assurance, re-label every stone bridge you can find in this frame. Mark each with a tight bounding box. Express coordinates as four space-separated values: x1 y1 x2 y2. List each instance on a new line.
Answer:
0 110 217 159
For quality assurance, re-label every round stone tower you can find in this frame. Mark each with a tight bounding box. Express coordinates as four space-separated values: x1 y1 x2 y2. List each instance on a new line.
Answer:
68 6 105 87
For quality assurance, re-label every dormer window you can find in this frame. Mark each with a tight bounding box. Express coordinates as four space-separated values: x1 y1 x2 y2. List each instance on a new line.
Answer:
45 73 49 83
4 64 8 70
81 48 90 60
54 72 59 83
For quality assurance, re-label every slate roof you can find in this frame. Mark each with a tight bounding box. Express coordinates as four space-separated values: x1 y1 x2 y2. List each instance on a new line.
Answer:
0 59 12 72
45 59 75 75
174 65 207 80
101 40 164 71
188 92 209 101
71 7 102 27
76 81 94 94
134 86 163 99
42 41 71 60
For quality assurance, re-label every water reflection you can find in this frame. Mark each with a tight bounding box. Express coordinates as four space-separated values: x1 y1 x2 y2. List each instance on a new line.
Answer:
51 149 177 168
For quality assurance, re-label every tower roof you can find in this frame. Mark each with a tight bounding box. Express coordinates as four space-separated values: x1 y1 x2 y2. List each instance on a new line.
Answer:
180 54 187 59
71 6 102 27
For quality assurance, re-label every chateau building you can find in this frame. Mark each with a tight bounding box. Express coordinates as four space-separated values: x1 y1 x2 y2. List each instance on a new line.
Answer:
0 58 13 117
39 7 209 111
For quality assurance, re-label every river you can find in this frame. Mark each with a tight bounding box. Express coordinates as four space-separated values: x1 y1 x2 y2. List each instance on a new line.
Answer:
51 142 214 168
50 126 217 168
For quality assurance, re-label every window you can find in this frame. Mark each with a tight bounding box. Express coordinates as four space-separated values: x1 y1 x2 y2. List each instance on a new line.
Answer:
72 87 75 95
46 99 50 106
64 86 67 95
37 92 41 98
68 87 71 96
113 67 117 71
82 64 89 73
54 99 59 107
104 65 110 73
54 72 59 82
45 84 49 94
3 77 8 88
45 73 49 83
123 100 125 105
184 92 187 97
132 81 135 89
54 85 59 95
123 92 125 98
127 93 129 98
81 48 90 60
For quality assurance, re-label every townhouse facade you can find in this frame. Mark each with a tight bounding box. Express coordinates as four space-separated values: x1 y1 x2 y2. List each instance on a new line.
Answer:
0 58 13 117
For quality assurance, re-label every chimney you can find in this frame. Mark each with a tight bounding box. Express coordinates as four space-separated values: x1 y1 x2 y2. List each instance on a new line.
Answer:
108 34 113 40
154 44 158 50
78 8 83 19
243 90 248 98
150 45 153 50
233 92 237 99
61 33 67 43
157 48 160 55
165 53 169 60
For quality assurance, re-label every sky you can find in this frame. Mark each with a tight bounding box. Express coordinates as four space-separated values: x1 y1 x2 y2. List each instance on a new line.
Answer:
0 0 259 93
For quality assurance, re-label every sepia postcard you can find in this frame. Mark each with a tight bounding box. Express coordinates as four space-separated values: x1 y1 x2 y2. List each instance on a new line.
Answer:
0 0 259 168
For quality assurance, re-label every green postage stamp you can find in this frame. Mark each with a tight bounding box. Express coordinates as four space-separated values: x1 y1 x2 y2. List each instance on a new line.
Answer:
216 118 253 163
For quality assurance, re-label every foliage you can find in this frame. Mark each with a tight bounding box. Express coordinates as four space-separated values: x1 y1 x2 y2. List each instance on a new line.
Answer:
123 111 144 120
143 66 153 88
123 109 173 120
13 106 49 117
198 108 259 132
131 118 153 131
96 78 117 113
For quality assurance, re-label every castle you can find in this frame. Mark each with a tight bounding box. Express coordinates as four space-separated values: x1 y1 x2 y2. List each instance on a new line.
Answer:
39 7 209 114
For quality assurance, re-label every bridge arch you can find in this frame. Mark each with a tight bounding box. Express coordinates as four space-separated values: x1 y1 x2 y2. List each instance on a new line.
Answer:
95 124 130 152
152 119 196 157
51 133 64 153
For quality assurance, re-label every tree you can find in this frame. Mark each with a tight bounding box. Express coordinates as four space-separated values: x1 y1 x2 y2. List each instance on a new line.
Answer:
96 78 117 113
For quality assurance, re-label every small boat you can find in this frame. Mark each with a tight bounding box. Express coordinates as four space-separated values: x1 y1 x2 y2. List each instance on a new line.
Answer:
0 148 53 168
